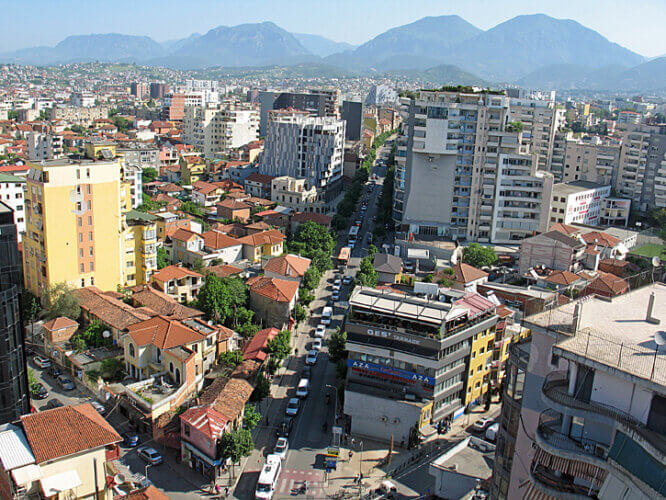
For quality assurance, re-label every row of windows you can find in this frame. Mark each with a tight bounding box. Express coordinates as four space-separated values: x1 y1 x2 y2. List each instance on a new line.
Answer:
434 374 462 393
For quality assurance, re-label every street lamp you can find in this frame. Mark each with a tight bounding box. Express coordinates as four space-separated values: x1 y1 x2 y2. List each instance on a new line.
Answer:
145 463 152 483
358 440 364 497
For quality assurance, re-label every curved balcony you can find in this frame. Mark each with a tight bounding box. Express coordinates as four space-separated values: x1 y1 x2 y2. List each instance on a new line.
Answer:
535 410 609 468
530 466 600 499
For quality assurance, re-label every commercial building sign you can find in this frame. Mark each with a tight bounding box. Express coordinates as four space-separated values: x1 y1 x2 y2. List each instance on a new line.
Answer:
347 359 435 386
366 327 423 345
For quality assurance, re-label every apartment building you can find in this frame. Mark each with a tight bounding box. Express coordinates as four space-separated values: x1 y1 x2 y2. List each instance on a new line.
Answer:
261 111 345 198
47 105 108 125
343 287 499 444
123 210 158 286
551 134 622 185
550 181 612 226
395 89 553 244
70 91 96 107
258 88 340 135
0 203 30 425
182 102 259 158
0 174 26 240
22 142 124 295
496 284 666 500
26 132 64 161
270 176 324 213
616 124 666 209
130 82 149 99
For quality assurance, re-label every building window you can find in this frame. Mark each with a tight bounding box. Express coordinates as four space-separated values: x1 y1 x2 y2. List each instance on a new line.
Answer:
89 232 93 241
78 217 82 227
90 262 94 272
76 169 80 179
80 263 84 273
129 343 135 357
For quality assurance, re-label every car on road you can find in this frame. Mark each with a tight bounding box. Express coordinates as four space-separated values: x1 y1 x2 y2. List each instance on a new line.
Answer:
343 275 352 285
472 417 495 433
305 350 318 366
121 432 140 447
31 383 48 400
33 356 51 369
276 417 294 437
49 365 62 378
89 401 106 414
44 399 64 410
57 375 76 391
296 378 309 398
312 339 322 351
314 324 326 338
273 437 289 460
332 291 340 301
138 447 163 465
348 241 355 250
485 423 500 442
321 307 333 325
285 398 300 416
403 260 415 273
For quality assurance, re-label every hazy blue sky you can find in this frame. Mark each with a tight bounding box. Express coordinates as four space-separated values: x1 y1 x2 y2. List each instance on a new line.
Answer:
1 0 664 56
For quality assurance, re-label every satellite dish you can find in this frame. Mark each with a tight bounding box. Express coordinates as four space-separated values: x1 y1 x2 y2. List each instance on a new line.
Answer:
102 330 111 338
652 256 662 268
114 474 126 485
655 331 666 347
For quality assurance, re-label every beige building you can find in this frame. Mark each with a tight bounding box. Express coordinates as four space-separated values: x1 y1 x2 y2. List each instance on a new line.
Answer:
270 176 324 213
555 135 621 185
151 265 203 303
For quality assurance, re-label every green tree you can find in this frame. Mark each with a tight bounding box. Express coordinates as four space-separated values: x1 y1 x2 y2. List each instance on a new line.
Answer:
462 243 498 268
7 110 18 121
196 275 248 324
156 247 169 269
298 290 314 306
243 404 262 430
141 167 159 184
137 193 166 213
22 289 41 338
251 373 271 402
309 249 333 273
71 335 87 352
27 368 40 393
328 328 347 363
302 267 321 291
41 282 81 320
180 200 206 218
367 244 378 259
113 116 132 132
99 358 125 381
218 350 243 368
290 221 336 256
267 329 291 360
293 303 307 323
355 256 378 288
81 319 112 348
217 429 254 478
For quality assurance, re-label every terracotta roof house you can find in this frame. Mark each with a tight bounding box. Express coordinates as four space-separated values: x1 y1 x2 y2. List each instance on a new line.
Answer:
73 286 152 343
157 183 182 194
263 254 311 282
191 181 223 206
244 173 274 199
518 230 588 274
290 212 332 232
42 316 79 343
242 327 279 362
209 222 246 238
549 222 579 236
538 270 589 291
237 229 285 262
206 263 243 278
245 221 272 234
583 271 629 298
598 258 640 278
452 263 489 292
152 265 203 303
169 228 205 268
216 198 251 223
15 403 121 499
247 276 299 329
131 285 204 320
117 485 171 500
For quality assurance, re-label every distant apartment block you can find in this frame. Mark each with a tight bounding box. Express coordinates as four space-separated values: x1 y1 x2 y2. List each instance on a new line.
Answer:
130 82 149 99
150 82 168 99
47 105 109 125
550 134 621 185
258 88 340 136
26 132 64 161
70 91 96 107
342 100 363 141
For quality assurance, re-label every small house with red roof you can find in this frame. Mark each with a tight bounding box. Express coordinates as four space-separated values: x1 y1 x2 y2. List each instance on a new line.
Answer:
151 265 204 303
247 276 299 329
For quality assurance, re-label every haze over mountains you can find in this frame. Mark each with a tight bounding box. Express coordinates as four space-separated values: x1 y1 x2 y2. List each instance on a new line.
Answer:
0 14 662 91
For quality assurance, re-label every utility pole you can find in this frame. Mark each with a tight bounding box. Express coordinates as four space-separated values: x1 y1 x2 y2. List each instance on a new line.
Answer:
388 434 394 465
93 458 100 500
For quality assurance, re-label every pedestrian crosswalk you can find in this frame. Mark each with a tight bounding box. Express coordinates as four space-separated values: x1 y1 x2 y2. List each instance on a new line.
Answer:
236 468 327 499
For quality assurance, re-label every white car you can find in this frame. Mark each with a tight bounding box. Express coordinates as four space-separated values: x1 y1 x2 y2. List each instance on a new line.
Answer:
138 447 163 465
485 423 500 442
33 356 51 369
305 350 318 365
332 291 340 301
285 398 301 416
312 339 322 351
473 417 495 433
333 280 341 291
315 324 326 338
273 437 289 460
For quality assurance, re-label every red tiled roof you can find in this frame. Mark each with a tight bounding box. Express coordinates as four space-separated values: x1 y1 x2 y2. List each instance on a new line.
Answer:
131 286 204 320
245 173 274 184
206 264 242 278
116 485 171 500
202 230 241 249
127 315 207 349
587 271 629 296
217 198 250 210
264 254 311 278
549 222 579 236
180 405 229 441
242 327 279 361
42 316 78 332
152 265 203 282
21 403 121 463
247 276 299 302
291 212 332 226
237 229 285 247
73 286 152 331
581 231 620 248
543 270 584 286
170 228 201 242
453 263 489 284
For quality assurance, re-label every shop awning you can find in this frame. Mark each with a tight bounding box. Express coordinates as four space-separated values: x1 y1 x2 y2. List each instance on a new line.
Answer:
40 470 82 496
183 440 223 466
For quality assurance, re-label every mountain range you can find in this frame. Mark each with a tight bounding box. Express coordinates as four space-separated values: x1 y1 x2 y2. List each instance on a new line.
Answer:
0 14 661 91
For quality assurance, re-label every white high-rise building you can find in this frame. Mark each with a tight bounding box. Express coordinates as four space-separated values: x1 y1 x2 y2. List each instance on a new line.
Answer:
261 111 345 193
26 132 64 161
182 102 259 158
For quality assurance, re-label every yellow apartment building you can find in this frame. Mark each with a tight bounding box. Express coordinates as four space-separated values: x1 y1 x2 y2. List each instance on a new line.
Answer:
122 210 158 286
465 325 498 406
22 144 125 295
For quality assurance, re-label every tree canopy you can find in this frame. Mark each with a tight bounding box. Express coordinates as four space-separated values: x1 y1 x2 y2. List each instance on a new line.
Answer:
267 329 291 360
328 328 347 363
355 256 378 288
41 282 81 320
462 243 498 268
217 428 254 466
141 167 159 184
196 275 248 324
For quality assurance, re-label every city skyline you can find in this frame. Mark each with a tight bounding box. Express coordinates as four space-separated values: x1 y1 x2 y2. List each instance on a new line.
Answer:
1 0 665 57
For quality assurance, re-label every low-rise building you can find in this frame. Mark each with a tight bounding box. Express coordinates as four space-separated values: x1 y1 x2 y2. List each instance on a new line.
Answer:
247 276 299 329
244 173 274 199
216 198 251 223
519 230 588 274
237 229 285 262
151 265 203 303
373 253 402 284
201 230 243 264
263 254 311 283
0 173 26 240
451 263 489 293
270 176 324 213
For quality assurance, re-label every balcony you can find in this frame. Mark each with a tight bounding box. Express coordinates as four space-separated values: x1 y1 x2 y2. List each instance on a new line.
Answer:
530 466 601 499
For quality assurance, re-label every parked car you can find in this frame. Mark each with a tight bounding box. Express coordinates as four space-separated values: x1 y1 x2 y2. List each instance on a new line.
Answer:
57 376 76 391
273 437 289 460
333 279 342 290
44 399 64 410
33 356 51 369
49 365 62 378
305 350 318 366
122 432 140 447
485 423 499 442
31 383 48 400
342 275 352 285
332 291 340 301
138 447 163 465
285 398 301 416
300 366 312 380
472 417 495 433
296 378 309 398
276 417 294 437
89 401 106 414
315 324 326 338
312 339 322 351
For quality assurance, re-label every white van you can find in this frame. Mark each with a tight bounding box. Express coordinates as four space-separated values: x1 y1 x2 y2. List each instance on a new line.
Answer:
321 306 333 325
255 454 282 499
296 378 309 398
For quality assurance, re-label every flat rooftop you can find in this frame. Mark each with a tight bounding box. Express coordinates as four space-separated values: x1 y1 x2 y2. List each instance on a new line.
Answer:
554 180 608 194
350 286 452 326
526 283 666 387
431 437 495 479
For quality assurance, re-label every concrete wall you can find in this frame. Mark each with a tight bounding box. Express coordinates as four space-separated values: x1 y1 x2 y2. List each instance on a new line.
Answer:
591 369 653 425
403 152 456 227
